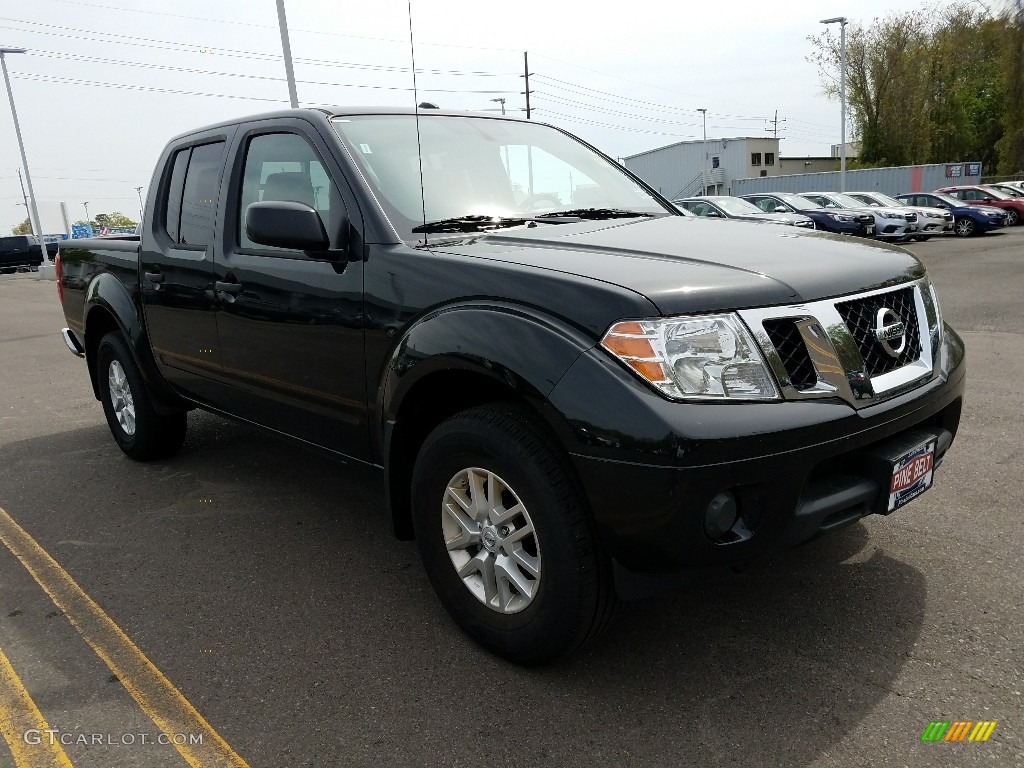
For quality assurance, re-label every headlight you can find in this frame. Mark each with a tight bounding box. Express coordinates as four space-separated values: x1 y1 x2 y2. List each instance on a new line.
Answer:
827 213 855 222
601 315 780 400
881 211 904 219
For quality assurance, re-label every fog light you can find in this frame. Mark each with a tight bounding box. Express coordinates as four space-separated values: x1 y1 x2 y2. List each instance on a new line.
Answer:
704 492 738 539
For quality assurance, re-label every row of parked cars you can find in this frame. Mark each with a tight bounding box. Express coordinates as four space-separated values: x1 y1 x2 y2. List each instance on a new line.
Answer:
674 181 1024 239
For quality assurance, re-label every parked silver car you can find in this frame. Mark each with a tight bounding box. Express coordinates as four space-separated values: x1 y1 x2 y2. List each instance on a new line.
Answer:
846 191 953 241
801 191 918 242
673 196 815 228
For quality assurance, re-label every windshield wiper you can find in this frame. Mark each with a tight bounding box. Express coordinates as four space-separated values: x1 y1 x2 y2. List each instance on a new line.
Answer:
412 215 531 234
534 208 654 220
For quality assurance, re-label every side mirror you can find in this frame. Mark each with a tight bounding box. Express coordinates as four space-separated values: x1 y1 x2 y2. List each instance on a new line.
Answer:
245 201 331 252
774 206 788 213
705 210 721 218
982 197 994 203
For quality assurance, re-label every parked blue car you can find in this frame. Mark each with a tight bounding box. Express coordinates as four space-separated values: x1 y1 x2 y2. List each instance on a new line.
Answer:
896 192 1008 237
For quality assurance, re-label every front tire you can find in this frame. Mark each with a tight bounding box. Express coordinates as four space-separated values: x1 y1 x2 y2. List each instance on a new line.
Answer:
953 217 975 237
1006 209 1019 227
412 404 615 664
96 332 186 461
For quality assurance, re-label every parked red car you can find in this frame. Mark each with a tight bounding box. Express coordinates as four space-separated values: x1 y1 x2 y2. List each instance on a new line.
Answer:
936 185 1024 226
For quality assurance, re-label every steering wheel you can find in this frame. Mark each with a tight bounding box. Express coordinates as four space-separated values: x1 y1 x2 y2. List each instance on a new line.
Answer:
519 194 563 213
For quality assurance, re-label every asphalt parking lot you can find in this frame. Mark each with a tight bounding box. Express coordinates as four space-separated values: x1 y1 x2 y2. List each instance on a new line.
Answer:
1 228 1022 768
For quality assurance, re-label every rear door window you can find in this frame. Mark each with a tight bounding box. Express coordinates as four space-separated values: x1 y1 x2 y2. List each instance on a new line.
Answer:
179 142 226 247
164 149 190 242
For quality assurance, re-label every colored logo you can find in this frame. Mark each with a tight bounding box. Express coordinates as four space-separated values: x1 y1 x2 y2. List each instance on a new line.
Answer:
920 721 997 743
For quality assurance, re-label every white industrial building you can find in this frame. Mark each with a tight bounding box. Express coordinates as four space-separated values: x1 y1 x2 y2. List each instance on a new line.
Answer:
623 136 783 200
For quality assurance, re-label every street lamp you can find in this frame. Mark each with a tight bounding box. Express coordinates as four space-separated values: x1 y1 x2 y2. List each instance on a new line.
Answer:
1 47 48 262
134 186 144 220
83 201 90 225
697 108 708 195
821 16 849 192
490 97 506 115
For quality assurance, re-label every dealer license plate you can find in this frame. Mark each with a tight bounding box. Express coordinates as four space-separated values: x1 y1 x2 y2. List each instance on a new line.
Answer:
887 439 937 512
866 225 875 235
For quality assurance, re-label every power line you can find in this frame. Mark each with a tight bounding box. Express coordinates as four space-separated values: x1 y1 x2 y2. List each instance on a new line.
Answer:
12 71 515 99
27 50 518 93
0 17 518 76
34 0 524 53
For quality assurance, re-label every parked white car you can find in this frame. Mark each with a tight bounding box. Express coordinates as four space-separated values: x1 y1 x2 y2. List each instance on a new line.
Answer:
801 192 919 242
846 191 953 241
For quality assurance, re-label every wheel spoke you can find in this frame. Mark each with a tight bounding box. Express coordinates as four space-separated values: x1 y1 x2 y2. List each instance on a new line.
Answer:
489 500 524 525
501 521 534 548
458 550 497 605
443 501 480 550
467 469 489 522
495 554 536 604
510 547 540 578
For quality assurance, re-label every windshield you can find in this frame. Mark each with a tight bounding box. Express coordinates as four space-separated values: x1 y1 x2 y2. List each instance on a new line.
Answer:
331 114 669 241
866 192 905 207
931 192 963 207
979 186 1011 200
826 192 871 209
713 197 768 216
779 193 823 209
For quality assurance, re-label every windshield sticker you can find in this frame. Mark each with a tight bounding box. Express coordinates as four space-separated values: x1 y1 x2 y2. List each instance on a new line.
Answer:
359 143 372 154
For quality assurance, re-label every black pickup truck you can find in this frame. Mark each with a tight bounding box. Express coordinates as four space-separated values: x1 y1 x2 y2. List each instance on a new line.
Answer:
0 235 54 273
56 107 965 663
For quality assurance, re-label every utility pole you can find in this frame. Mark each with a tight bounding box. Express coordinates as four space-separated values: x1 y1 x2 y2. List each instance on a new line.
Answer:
134 186 144 220
767 110 786 139
83 201 90 226
821 17 848 192
522 52 532 119
2 48 48 262
276 0 299 108
16 167 29 224
697 108 708 195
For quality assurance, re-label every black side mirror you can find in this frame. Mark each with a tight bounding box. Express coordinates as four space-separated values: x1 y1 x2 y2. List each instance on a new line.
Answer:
246 201 331 252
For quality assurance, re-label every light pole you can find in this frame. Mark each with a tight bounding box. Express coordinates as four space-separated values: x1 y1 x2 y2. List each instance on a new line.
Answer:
1 47 48 262
697 108 708 195
490 97 506 115
821 17 848 192
83 201 90 228
134 186 144 220
275 0 299 108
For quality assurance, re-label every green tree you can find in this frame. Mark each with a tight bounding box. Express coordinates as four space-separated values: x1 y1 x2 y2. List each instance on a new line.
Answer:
11 217 32 235
808 3 1011 169
996 10 1024 174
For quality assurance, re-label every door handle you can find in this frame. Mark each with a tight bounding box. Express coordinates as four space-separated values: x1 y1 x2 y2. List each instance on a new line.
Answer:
144 271 164 283
215 281 243 295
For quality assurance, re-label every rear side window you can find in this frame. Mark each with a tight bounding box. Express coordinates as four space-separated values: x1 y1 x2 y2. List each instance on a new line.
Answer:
179 142 226 247
164 149 190 242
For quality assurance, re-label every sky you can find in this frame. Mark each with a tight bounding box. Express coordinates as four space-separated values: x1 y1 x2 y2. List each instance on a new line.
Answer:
0 0 938 235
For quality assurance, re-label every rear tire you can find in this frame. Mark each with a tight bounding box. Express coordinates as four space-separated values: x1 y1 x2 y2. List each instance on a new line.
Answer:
96 331 186 461
1006 209 1019 227
412 403 615 664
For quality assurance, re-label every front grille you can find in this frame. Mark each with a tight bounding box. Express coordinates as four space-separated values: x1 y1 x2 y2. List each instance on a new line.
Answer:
836 287 921 375
905 213 918 222
763 319 817 389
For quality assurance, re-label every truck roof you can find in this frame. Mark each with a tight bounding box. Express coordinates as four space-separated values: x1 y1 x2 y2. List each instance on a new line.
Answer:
167 106 527 144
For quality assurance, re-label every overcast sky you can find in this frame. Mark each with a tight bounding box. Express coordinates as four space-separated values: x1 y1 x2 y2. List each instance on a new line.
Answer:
0 0 937 235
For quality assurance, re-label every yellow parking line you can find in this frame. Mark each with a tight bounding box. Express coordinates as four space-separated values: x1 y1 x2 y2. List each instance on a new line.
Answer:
0 646 74 768
0 506 250 768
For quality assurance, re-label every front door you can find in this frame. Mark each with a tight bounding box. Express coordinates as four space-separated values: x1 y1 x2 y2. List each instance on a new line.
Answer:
213 124 369 459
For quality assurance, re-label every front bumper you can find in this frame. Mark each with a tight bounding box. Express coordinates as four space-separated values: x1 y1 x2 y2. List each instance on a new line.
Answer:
543 326 966 582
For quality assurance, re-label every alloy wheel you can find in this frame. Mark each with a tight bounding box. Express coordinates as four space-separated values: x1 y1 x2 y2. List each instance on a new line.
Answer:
441 467 541 614
107 360 136 436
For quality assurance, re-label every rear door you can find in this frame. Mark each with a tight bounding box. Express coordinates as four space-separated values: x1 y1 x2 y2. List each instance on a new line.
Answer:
140 129 234 401
212 119 369 459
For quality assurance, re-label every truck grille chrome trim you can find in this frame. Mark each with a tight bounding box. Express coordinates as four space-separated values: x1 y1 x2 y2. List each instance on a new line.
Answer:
738 279 939 409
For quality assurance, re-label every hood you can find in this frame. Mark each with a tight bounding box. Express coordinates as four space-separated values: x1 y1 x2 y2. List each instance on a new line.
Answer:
904 206 950 218
430 216 924 317
742 213 812 226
